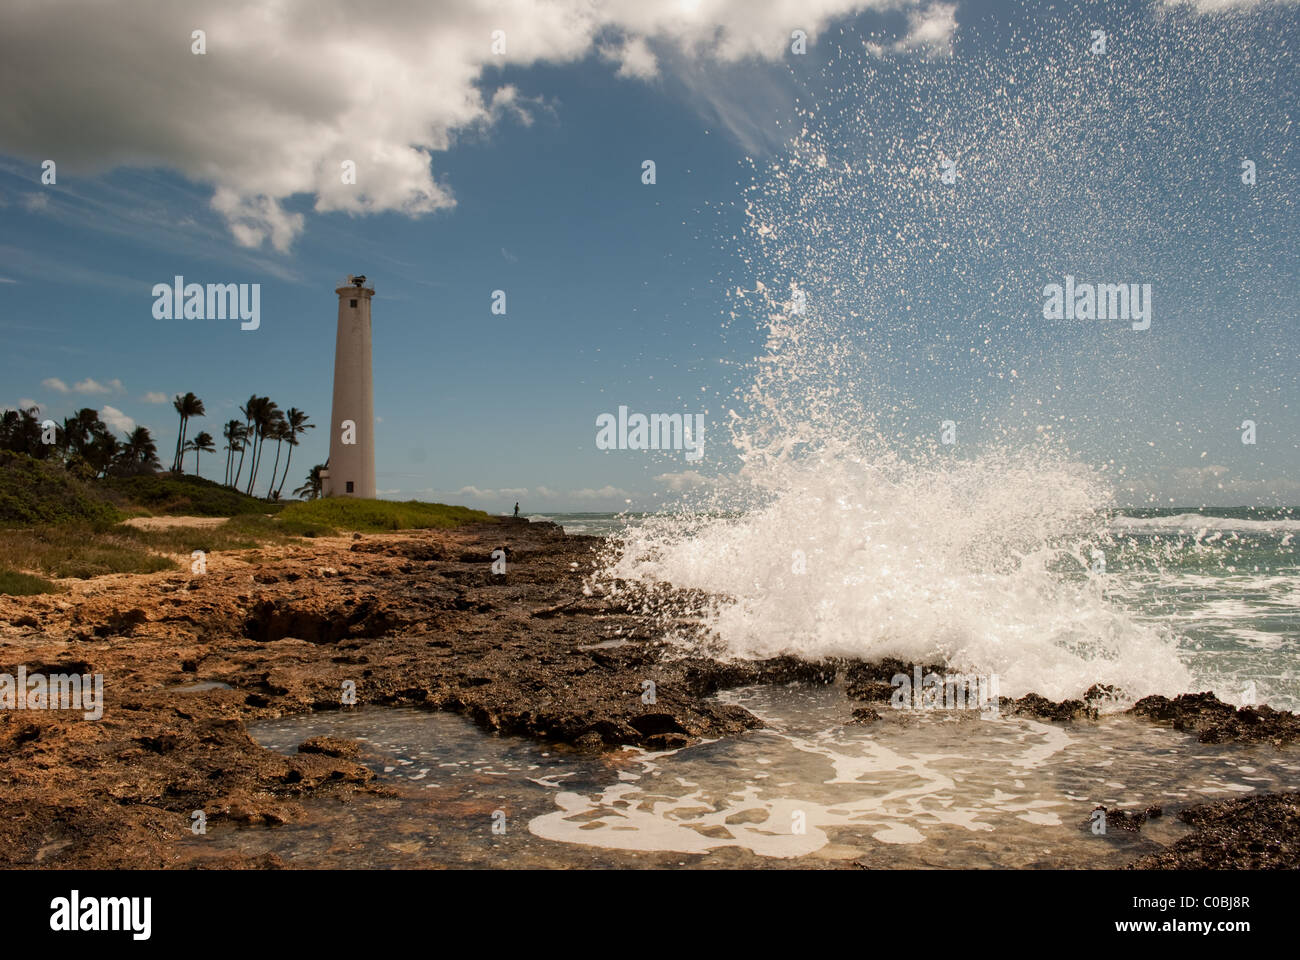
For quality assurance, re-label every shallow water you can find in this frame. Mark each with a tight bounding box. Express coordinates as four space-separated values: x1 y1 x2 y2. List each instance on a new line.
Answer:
186 683 1300 869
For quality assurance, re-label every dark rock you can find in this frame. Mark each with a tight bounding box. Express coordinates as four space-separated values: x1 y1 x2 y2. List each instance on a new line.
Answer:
297 736 360 759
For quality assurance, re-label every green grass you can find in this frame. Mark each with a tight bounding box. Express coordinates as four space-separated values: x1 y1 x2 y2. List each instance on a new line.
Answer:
278 498 493 532
0 524 177 579
0 516 339 580
0 452 123 526
0 569 64 596
102 472 281 517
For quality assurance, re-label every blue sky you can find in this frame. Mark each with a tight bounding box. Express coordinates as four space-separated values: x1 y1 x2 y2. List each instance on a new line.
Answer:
0 0 1295 510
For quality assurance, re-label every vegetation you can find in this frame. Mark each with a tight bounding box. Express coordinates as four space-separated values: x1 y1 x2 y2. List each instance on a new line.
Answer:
2 391 317 497
0 451 123 525
182 431 215 474
272 407 313 499
170 391 205 472
279 498 492 532
0 524 176 580
294 463 327 500
0 514 331 587
0 405 161 480
101 472 280 517
0 569 64 596
0 391 492 593
221 419 249 487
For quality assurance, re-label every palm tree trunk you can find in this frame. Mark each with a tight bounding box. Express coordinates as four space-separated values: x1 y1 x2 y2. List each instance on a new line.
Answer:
246 432 261 495
268 440 283 499
173 415 185 472
276 444 295 499
178 418 190 474
234 417 252 488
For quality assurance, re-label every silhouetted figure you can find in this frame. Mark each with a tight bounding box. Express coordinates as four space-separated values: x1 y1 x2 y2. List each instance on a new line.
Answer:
513 502 520 518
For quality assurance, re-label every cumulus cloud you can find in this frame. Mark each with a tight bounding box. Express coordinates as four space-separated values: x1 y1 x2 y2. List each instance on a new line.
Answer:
600 35 659 79
99 405 134 434
72 378 123 395
569 485 632 500
656 470 710 492
893 2 957 54
141 391 169 403
0 0 955 251
41 377 70 394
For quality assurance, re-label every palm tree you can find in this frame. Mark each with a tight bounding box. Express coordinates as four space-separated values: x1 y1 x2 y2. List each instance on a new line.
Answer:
84 424 119 478
263 410 289 499
185 431 215 475
245 397 280 496
112 426 161 476
62 407 103 461
273 408 314 498
59 408 109 476
122 426 160 466
222 419 248 486
0 406 45 457
293 463 326 500
171 392 205 472
232 394 258 489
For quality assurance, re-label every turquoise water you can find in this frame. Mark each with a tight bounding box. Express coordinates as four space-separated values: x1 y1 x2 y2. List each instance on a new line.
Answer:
1105 508 1299 711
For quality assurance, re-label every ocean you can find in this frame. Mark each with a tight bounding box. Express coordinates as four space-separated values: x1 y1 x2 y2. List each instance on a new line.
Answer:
538 507 1299 711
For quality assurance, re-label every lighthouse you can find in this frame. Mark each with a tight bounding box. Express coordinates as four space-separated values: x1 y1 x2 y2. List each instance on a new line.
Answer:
322 275 376 499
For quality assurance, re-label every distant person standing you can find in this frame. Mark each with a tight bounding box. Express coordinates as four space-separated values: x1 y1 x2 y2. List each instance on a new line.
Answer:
513 502 520 518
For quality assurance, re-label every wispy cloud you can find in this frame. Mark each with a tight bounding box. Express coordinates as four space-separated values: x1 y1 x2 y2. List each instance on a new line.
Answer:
1159 0 1300 12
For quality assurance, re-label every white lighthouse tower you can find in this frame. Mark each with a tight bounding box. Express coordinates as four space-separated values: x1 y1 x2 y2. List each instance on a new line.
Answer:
321 275 376 499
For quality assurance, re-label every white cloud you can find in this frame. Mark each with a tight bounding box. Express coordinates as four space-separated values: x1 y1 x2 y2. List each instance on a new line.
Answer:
601 36 659 79
893 2 957 55
22 192 49 212
100 405 134 434
72 377 123 395
0 0 953 251
451 485 530 499
569 485 632 500
17 398 38 411
41 377 69 394
656 470 709 492
141 391 168 404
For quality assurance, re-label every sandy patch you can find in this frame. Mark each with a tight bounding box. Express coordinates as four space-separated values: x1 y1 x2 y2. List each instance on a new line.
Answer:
122 515 234 531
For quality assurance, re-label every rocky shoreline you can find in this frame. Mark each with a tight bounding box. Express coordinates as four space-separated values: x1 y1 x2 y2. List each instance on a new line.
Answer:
0 518 1294 869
